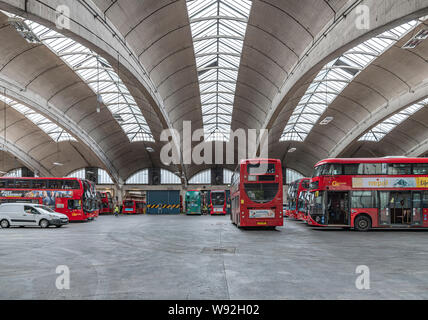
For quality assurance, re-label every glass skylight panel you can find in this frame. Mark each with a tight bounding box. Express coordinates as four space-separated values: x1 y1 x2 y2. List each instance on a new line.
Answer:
0 94 76 142
280 19 420 142
187 0 252 142
9 14 154 142
359 98 428 142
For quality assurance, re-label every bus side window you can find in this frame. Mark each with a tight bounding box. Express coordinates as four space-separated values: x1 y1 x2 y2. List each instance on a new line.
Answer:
33 180 47 189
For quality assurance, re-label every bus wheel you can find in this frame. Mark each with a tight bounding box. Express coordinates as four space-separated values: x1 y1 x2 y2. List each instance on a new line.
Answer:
39 219 49 229
0 219 10 229
354 215 371 232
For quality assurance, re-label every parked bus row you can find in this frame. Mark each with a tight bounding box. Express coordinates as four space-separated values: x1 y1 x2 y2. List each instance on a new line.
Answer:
286 157 428 231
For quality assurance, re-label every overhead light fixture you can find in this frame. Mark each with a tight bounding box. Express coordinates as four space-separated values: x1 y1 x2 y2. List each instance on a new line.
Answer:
402 29 428 49
415 29 428 40
288 148 297 153
53 162 64 166
320 116 334 125
112 114 124 123
146 147 155 153
8 17 40 43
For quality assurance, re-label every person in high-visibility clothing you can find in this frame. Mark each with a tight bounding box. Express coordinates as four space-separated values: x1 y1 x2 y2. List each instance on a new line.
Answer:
114 205 120 217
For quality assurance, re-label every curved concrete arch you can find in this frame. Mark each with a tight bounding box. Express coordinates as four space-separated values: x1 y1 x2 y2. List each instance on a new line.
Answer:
0 74 122 183
262 0 428 132
0 137 51 176
330 80 428 157
0 0 185 178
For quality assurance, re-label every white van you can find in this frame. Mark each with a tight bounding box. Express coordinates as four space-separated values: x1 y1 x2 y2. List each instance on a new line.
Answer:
0 203 69 229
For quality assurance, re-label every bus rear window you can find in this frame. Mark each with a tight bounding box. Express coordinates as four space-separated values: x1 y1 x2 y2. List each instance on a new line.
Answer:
244 183 278 204
124 201 134 207
211 193 225 205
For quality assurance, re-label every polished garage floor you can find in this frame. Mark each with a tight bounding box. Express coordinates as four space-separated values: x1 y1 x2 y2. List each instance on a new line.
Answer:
1 215 428 300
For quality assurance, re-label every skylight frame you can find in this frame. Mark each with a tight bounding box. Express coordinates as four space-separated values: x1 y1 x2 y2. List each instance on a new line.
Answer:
0 94 76 142
359 98 428 142
186 0 252 142
4 11 155 143
280 19 421 142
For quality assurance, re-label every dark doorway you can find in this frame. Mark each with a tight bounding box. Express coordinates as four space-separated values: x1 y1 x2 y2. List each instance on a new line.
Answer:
327 192 349 225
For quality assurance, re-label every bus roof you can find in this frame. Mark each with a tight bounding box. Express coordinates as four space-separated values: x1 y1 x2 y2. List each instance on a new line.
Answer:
240 159 281 164
315 157 428 167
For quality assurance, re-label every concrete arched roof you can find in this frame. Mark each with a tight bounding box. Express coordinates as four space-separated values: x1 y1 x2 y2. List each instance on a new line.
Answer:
0 1 426 179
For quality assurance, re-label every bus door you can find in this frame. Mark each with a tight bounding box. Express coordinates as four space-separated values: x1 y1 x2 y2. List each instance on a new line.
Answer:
411 192 423 226
379 192 391 225
388 192 412 225
326 191 349 225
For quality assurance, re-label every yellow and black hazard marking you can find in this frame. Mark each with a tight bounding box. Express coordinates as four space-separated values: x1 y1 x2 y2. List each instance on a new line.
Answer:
147 204 180 209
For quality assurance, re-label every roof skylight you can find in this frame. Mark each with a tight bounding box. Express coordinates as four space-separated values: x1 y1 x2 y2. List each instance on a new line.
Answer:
359 98 428 142
186 0 252 142
0 94 76 142
280 19 421 142
4 11 154 143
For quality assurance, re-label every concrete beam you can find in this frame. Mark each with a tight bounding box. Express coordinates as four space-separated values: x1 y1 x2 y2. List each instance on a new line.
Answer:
0 137 51 176
0 74 122 184
330 80 428 157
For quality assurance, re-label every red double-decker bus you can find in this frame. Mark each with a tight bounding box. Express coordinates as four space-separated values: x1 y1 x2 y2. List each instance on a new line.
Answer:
122 199 146 214
230 159 283 227
98 191 113 214
210 190 227 215
286 178 310 219
308 158 428 231
0 177 98 222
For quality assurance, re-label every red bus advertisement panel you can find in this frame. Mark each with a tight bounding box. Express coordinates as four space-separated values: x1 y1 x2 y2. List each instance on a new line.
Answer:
231 159 283 227
308 158 428 231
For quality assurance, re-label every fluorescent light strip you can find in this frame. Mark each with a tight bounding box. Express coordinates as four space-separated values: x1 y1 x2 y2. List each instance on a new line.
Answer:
280 19 421 142
186 0 252 142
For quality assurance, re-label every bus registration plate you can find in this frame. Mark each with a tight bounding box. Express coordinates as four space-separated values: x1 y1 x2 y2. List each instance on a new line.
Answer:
249 209 274 218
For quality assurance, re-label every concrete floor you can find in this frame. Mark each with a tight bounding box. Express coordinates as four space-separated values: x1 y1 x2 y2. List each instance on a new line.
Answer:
1 215 428 300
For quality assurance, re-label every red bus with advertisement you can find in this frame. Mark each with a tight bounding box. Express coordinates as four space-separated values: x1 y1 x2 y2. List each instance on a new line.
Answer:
122 199 146 214
98 191 113 214
230 159 283 227
286 178 310 219
0 177 98 222
308 158 428 231
210 190 227 215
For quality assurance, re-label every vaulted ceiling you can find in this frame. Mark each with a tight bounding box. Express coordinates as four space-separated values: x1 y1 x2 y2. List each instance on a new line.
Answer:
0 0 426 180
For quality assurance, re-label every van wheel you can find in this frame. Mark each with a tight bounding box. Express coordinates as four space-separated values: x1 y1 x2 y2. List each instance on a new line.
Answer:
39 219 49 229
354 215 371 232
0 219 10 229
